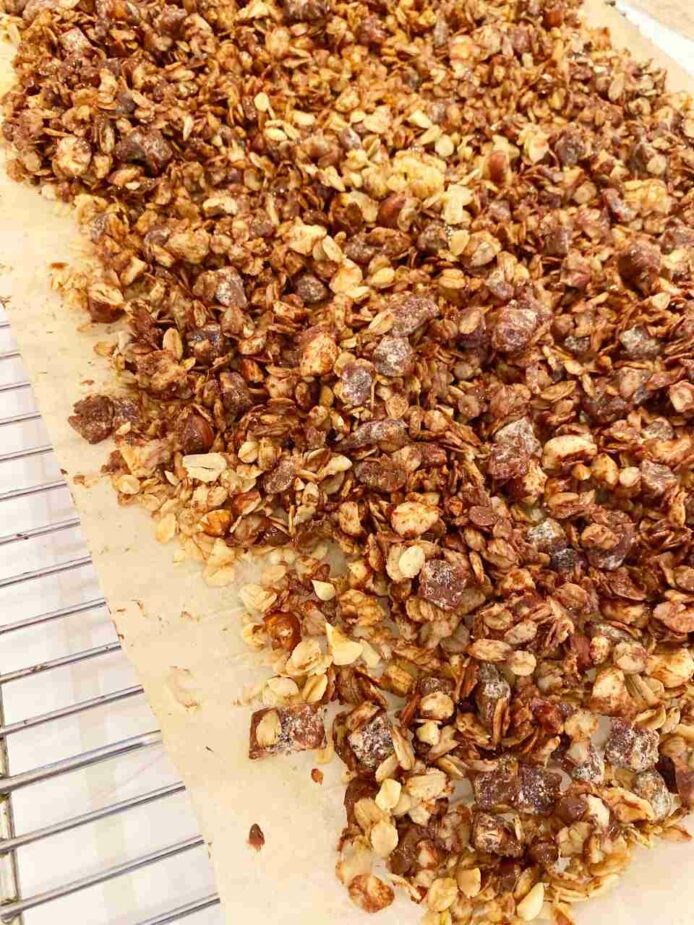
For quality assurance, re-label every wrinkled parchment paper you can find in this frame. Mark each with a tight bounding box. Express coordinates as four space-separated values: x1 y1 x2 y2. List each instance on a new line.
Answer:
0 3 691 922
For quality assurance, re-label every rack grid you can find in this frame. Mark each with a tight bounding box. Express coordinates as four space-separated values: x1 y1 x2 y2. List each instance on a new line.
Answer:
0 308 221 925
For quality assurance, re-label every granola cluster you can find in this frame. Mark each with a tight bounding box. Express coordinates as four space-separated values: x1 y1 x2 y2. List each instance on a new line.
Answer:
3 0 693 921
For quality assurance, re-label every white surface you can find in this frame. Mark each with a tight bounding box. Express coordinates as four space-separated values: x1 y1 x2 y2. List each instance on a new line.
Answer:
0 309 221 925
617 0 694 74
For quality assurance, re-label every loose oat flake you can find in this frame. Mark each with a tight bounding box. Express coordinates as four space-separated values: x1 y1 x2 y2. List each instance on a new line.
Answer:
3 0 693 921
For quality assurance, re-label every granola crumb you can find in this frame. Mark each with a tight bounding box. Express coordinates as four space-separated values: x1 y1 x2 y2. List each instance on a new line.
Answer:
248 823 265 852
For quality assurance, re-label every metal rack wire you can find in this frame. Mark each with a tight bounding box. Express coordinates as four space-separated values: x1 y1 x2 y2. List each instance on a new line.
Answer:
0 310 221 924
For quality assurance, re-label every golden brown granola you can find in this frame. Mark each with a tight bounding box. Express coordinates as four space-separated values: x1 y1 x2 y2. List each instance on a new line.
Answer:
2 0 693 921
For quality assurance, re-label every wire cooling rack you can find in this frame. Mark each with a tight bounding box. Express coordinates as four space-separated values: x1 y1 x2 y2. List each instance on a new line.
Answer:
0 307 221 924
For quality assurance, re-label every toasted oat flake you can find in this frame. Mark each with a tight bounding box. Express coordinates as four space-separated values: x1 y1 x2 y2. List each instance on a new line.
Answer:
517 883 545 921
155 513 177 544
370 819 399 858
326 623 363 667
456 866 482 899
181 453 227 483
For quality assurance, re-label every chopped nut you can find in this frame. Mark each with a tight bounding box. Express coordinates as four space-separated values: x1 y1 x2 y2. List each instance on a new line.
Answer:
336 834 373 885
420 692 455 721
472 812 522 858
605 719 659 771
68 395 114 444
248 823 265 851
54 135 91 178
617 239 661 293
249 705 325 759
669 381 694 414
584 795 610 829
348 712 394 769
475 664 511 735
87 281 124 323
419 558 469 611
542 434 597 471
114 127 172 174
373 336 414 378
300 329 339 377
634 770 672 821
613 642 649 675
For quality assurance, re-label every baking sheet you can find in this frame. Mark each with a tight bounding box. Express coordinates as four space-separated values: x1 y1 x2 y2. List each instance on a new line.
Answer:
0 3 692 923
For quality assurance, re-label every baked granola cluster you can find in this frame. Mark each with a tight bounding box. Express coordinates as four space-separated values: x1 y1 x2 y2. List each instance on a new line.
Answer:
3 0 693 921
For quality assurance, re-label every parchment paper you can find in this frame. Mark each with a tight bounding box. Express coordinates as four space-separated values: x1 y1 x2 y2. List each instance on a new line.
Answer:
0 4 692 923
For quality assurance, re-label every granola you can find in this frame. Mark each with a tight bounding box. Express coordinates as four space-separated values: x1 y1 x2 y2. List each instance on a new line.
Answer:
2 0 693 922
